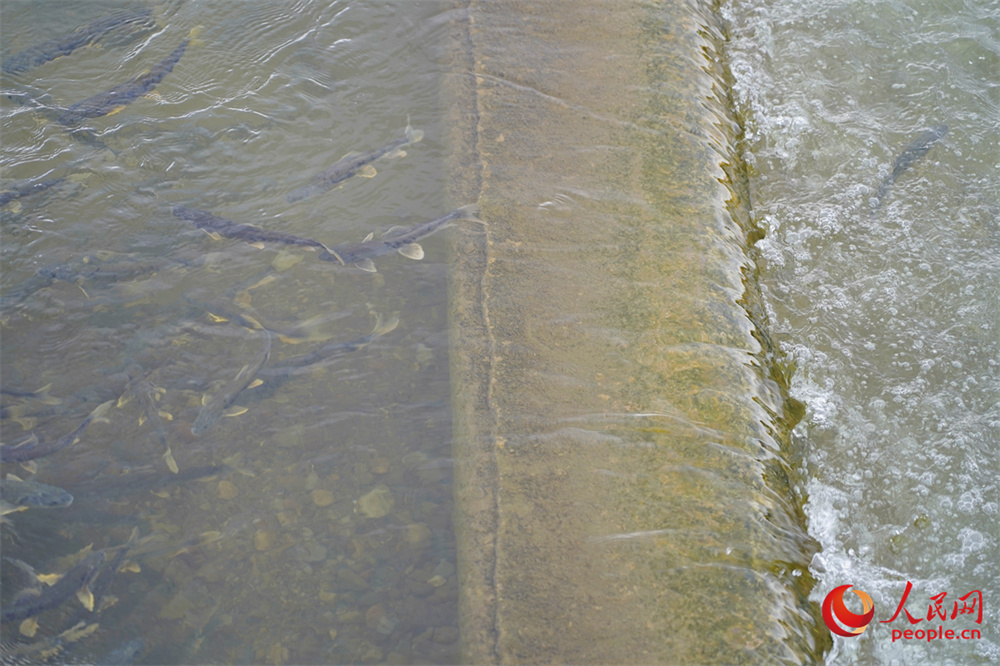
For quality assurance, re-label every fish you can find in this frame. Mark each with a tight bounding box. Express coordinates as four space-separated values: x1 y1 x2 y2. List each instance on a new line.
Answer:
1 9 154 76
56 27 201 125
0 400 112 463
172 206 345 263
191 329 272 436
1 474 74 509
0 177 65 208
286 122 424 203
320 204 482 272
871 124 948 212
124 365 177 473
0 552 106 625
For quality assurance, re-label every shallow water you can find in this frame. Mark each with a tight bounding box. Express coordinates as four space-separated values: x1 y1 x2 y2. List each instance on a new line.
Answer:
725 0 999 661
2 1 461 663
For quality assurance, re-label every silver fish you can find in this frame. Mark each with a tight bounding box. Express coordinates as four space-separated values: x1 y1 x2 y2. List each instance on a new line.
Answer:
287 122 424 203
0 400 111 463
320 204 482 272
192 329 272 436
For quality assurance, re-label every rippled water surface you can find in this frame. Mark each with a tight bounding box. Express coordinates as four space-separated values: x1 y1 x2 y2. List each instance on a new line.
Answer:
2 1 462 663
725 0 999 661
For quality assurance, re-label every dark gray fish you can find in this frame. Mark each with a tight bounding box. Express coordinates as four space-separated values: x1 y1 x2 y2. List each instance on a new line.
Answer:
0 400 111 463
286 123 423 203
1 9 154 75
872 124 948 212
1 474 74 509
98 638 145 665
320 204 481 272
0 177 65 207
57 27 201 125
0 551 105 624
172 206 342 262
191 329 272 436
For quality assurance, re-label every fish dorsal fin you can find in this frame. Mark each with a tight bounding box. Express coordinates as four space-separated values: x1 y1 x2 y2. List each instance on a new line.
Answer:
355 258 377 273
382 225 410 238
363 232 374 243
341 151 362 160
359 165 377 178
398 243 424 260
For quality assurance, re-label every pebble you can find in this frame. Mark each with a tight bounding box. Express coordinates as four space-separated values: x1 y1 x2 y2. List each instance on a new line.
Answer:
218 480 239 500
311 489 335 507
356 485 394 518
254 530 275 551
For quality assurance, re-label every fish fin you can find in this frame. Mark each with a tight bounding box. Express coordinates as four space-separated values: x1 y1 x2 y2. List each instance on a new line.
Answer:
355 258 377 273
248 242 266 250
91 399 114 422
204 230 224 241
382 225 410 237
359 165 377 178
386 148 406 159
7 473 24 482
19 617 38 637
144 91 162 101
363 232 374 242
188 26 205 47
207 311 228 323
404 117 424 144
223 406 248 418
104 105 129 118
398 243 424 260
138 414 147 426
123 561 141 573
341 151 363 159
201 393 209 406
319 245 345 265
163 448 179 474
158 410 173 421
372 314 400 337
154 387 167 400
37 573 61 586
117 394 132 408
77 586 95 612
21 461 38 475
247 378 264 389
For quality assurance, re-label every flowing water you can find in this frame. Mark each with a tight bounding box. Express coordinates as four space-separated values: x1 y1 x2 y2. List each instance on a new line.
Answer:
2 1 462 663
725 0 999 661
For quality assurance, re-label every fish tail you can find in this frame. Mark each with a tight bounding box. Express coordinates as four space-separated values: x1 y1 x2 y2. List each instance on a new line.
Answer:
371 313 400 338
405 116 424 144
454 204 487 226
187 25 204 47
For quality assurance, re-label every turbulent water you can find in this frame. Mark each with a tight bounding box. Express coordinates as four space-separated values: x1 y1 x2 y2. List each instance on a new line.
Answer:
725 0 999 661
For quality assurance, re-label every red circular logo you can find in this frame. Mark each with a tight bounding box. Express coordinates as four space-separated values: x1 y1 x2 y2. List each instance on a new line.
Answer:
822 585 875 637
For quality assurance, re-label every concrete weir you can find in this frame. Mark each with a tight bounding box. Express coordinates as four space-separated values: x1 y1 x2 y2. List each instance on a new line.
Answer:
444 1 830 662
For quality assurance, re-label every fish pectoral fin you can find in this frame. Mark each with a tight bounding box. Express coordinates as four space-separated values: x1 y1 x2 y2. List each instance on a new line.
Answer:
398 243 424 260
359 165 377 178
223 406 249 418
247 378 264 389
163 448 179 474
363 232 374 243
138 414 147 426
204 230 224 241
200 393 210 406
116 394 132 408
355 258 377 273
76 586 95 611
386 148 406 159
207 311 228 323
104 105 130 118
37 573 62 586
247 242 266 250
158 409 173 421
19 616 39 637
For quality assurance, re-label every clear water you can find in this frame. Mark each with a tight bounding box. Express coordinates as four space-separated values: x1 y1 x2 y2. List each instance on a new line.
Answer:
2 1 461 663
724 0 999 661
